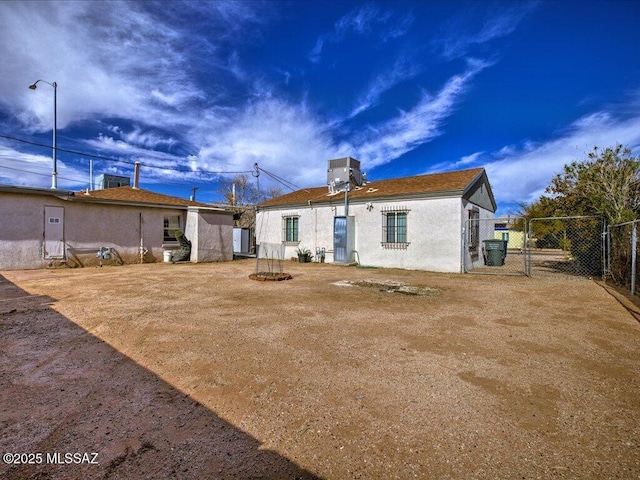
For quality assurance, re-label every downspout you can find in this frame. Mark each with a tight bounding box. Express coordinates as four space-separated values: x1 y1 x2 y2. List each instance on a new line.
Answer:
344 184 349 216
309 200 316 253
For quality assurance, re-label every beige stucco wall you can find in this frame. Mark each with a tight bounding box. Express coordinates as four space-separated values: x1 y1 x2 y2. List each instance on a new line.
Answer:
0 193 45 269
0 192 233 270
185 208 233 263
256 195 494 273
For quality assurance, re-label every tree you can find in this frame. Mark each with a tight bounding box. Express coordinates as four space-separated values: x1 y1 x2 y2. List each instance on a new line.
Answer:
545 144 640 224
216 174 283 227
217 174 259 206
518 145 639 276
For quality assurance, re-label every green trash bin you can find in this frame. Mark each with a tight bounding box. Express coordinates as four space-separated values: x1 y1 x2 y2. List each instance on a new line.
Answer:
483 239 506 266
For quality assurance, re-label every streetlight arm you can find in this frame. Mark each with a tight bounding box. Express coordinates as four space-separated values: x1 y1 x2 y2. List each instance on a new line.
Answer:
28 79 56 90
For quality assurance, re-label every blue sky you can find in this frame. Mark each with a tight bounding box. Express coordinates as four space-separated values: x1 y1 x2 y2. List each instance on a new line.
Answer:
1 0 639 214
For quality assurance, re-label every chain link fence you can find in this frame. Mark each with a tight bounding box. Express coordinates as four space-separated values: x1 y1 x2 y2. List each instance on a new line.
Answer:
463 217 527 275
464 216 606 279
527 216 605 278
607 220 640 296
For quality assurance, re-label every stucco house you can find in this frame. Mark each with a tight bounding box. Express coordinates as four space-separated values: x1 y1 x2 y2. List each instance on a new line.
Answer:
0 184 234 270
255 160 496 273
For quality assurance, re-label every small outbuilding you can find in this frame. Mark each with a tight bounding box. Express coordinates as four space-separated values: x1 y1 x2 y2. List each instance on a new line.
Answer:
256 160 496 273
0 185 234 270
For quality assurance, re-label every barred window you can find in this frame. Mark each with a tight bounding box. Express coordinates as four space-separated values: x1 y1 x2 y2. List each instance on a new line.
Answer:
282 216 299 243
382 208 410 249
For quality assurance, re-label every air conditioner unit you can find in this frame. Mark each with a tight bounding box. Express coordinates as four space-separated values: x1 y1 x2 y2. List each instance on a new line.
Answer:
327 157 363 190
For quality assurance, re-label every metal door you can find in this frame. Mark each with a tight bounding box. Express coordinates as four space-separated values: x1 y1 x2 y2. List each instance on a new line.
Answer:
333 216 347 263
44 206 65 259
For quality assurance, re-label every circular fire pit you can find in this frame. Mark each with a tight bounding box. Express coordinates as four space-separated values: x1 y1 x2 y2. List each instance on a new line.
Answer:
249 272 293 281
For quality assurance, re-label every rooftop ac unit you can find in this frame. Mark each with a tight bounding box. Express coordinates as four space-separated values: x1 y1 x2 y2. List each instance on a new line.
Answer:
95 174 131 190
327 157 363 190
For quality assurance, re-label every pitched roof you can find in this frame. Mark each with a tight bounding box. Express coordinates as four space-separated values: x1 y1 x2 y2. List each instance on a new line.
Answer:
259 167 491 208
0 184 229 212
77 186 212 208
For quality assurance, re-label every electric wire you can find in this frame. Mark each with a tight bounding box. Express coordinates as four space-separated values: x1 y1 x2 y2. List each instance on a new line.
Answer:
0 133 253 176
0 163 90 184
255 165 308 193
1 133 313 198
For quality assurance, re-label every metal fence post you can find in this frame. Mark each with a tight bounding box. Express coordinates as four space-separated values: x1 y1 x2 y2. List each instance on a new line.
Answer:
632 221 637 296
606 225 611 277
524 219 529 276
527 219 533 276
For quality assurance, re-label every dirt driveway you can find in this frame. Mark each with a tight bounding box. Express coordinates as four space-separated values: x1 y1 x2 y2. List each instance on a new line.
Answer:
1 260 639 479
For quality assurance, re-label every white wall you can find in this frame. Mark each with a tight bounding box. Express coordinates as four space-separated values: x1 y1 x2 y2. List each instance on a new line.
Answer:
256 195 491 273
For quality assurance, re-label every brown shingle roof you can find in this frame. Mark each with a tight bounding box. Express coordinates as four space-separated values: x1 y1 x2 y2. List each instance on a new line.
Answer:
76 186 215 208
259 167 487 208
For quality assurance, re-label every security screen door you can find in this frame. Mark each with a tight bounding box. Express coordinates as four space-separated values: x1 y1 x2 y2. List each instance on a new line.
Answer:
333 216 347 263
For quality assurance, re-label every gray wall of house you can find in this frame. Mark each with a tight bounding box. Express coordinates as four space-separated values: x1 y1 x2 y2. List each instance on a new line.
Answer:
0 193 232 270
256 196 494 273
185 207 233 263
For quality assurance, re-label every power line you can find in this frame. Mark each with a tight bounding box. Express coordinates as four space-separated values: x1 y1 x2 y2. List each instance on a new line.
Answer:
0 133 253 176
1 133 313 196
0 163 89 184
255 165 307 192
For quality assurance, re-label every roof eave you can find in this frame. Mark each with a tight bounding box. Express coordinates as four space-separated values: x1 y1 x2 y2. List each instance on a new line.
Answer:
462 169 497 212
257 188 468 210
0 185 230 211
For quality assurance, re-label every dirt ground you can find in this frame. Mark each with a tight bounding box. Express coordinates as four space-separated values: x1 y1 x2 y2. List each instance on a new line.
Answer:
1 259 639 479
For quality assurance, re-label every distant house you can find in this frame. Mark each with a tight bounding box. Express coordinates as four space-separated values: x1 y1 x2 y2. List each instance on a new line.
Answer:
256 160 496 273
493 221 526 250
0 184 234 270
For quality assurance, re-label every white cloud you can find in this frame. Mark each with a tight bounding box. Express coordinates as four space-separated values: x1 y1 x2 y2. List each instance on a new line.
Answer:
485 112 640 206
348 56 422 119
0 1 256 133
0 142 88 188
354 59 491 168
458 151 484 165
309 3 413 63
194 98 346 188
434 3 537 60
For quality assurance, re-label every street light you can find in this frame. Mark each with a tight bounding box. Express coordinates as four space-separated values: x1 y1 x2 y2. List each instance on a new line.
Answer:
29 79 58 189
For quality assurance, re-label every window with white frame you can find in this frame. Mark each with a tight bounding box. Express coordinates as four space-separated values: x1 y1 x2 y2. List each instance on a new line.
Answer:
164 215 181 242
282 216 299 243
381 208 409 249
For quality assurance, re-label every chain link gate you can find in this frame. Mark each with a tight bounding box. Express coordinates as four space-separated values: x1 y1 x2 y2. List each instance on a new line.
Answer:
527 216 606 278
463 216 527 275
607 220 639 296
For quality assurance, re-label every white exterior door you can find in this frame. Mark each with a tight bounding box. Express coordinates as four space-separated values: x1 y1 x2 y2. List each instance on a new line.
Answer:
44 206 65 259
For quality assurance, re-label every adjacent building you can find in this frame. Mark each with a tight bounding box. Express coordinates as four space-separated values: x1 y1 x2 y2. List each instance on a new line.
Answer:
0 184 234 270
